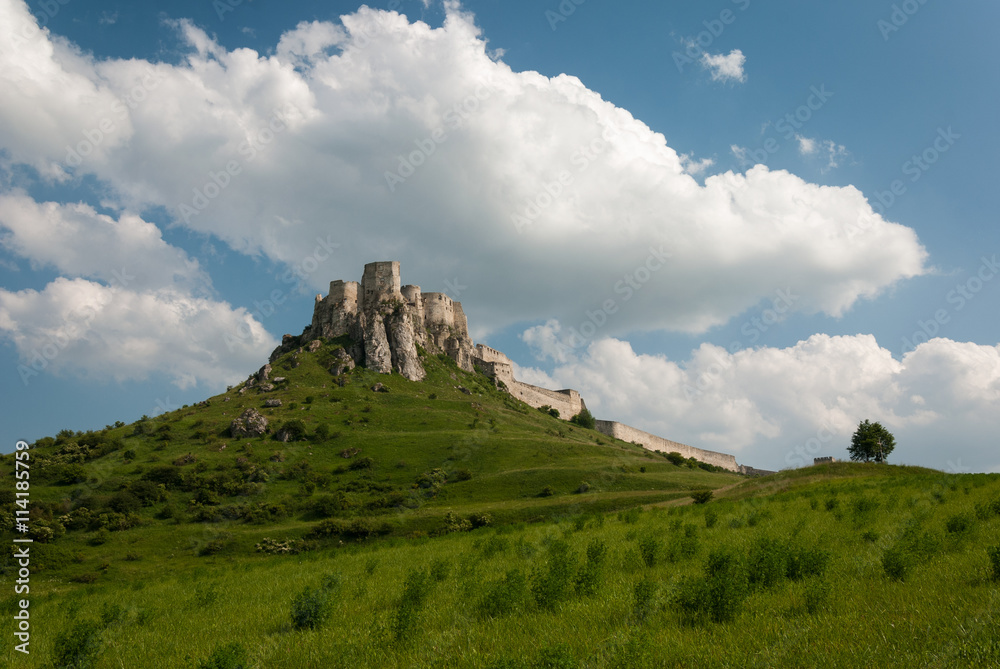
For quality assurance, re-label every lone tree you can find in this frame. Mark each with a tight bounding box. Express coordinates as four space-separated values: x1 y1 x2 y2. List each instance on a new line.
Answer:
849 419 896 463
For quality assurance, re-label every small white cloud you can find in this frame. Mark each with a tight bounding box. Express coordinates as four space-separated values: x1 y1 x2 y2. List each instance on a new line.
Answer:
99 11 118 26
796 135 818 155
701 49 746 83
797 136 850 171
680 153 715 176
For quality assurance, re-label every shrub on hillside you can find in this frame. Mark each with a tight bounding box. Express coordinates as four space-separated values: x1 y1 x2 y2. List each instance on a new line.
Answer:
691 490 713 504
198 642 248 669
674 548 748 624
290 585 332 630
478 568 528 619
531 540 578 610
52 620 103 669
393 569 433 643
988 545 1000 582
569 408 596 429
274 420 308 442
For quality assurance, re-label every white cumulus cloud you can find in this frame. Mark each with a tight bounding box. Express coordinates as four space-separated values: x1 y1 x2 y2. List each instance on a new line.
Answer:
700 49 746 83
519 333 1000 473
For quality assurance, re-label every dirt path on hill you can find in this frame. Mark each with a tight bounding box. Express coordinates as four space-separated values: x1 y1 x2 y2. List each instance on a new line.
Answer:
644 481 745 509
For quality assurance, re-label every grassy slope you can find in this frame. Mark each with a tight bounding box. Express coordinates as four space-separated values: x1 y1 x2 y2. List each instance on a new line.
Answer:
0 338 737 579
5 340 997 667
2 464 998 668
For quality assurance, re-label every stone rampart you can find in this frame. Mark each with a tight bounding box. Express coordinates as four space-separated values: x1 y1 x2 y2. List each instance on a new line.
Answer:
594 420 738 472
508 381 585 419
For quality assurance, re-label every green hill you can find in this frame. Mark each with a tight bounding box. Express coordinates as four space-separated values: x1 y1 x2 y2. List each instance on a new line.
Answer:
1 337 737 573
4 338 1000 668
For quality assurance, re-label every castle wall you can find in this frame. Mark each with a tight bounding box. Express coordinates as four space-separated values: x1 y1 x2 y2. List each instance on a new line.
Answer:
507 380 585 420
476 344 512 365
594 420 739 472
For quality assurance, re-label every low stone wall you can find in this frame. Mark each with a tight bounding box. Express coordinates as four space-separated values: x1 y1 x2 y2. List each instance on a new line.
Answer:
508 380 585 420
594 420 739 472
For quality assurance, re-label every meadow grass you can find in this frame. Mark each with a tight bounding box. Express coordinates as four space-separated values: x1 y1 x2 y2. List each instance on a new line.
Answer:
2 465 998 667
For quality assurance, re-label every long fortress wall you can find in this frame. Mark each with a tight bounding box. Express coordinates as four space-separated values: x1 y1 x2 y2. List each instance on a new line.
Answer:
594 420 739 472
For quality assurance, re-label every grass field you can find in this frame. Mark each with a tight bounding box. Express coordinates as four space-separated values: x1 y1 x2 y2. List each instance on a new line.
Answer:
2 340 998 667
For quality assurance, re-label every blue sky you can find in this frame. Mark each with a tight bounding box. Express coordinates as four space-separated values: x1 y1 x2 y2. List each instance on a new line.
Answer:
1 0 997 472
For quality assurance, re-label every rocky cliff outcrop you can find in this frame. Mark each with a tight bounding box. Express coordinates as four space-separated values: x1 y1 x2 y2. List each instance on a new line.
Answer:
271 261 473 382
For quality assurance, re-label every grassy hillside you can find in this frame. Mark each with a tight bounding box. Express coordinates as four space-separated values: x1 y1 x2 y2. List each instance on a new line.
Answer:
5 338 998 667
0 337 737 578
2 462 998 667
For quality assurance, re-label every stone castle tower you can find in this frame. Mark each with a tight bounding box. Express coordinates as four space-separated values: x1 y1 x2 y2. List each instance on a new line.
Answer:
294 261 475 381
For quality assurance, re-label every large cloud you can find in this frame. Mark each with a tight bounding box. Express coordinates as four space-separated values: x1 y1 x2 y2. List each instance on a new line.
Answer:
520 334 1000 473
0 0 927 341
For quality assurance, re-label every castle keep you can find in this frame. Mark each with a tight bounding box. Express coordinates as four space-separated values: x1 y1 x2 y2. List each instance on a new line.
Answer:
277 261 747 473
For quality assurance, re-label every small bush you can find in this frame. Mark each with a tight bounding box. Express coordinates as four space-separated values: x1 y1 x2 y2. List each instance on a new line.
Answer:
861 530 879 543
478 568 528 619
453 468 473 482
803 578 830 614
290 585 332 630
674 548 747 624
52 620 102 669
824 497 839 511
691 490 712 504
430 558 451 582
393 569 432 643
633 578 657 621
704 509 718 529
568 408 596 429
534 644 577 669
882 546 911 581
348 456 375 471
470 512 493 529
531 540 578 610
747 536 787 590
638 536 661 568
946 512 974 534
575 540 607 597
198 641 249 669
988 545 1000 582
665 452 686 466
576 481 591 494
539 486 555 498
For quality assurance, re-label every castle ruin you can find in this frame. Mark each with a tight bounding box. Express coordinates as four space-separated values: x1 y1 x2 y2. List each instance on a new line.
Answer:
275 261 749 474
